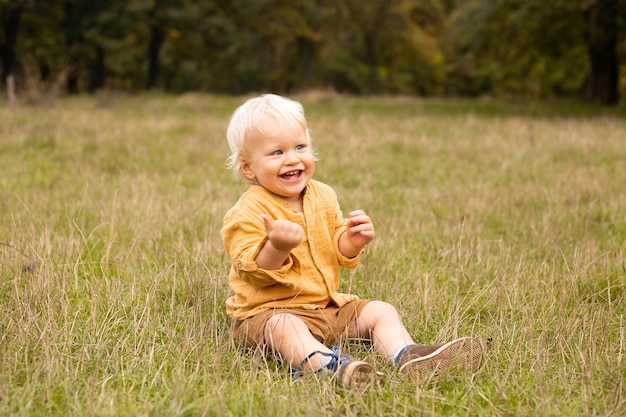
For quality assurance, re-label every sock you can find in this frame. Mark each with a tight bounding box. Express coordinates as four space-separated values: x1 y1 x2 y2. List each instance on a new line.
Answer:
391 345 409 365
320 355 332 369
391 344 413 365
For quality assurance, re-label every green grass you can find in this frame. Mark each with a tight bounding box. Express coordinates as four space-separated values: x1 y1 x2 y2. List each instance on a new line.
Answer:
1 92 625 416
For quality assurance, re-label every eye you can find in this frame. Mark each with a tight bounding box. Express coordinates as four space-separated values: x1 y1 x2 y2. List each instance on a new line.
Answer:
271 150 283 156
296 144 307 151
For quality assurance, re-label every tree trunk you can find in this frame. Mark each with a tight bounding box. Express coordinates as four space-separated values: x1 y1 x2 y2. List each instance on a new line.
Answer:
65 1 80 94
297 36 313 91
66 45 80 94
89 45 105 92
1 5 23 86
146 24 165 90
581 0 620 105
364 34 378 95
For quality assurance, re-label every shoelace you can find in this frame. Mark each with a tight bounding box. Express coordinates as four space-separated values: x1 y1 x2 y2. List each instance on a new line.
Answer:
292 345 344 381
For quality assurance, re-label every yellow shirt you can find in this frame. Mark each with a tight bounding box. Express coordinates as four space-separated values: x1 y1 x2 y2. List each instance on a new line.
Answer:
222 180 363 319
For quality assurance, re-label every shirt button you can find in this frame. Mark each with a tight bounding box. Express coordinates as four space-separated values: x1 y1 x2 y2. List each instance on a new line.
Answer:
284 202 290 207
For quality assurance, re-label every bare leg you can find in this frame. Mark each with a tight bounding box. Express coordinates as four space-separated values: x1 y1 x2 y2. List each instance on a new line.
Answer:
264 313 332 371
348 300 415 360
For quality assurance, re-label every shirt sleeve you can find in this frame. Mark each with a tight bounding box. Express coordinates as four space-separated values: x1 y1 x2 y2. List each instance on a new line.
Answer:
332 216 365 269
222 208 296 288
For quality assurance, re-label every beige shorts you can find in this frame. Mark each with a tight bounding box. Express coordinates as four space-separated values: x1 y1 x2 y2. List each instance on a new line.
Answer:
231 299 371 349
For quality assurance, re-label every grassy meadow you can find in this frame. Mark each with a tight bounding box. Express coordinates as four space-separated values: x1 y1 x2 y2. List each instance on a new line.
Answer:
1 93 625 416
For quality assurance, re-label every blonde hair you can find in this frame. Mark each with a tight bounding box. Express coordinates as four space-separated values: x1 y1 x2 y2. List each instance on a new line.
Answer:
226 94 315 179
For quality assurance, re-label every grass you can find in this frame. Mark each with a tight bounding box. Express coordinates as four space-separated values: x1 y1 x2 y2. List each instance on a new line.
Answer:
1 92 625 416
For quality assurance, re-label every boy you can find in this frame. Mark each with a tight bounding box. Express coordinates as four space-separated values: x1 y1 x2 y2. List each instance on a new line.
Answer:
222 94 483 389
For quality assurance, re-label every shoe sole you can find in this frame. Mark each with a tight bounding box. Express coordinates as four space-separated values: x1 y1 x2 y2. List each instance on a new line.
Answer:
398 337 483 380
337 360 381 390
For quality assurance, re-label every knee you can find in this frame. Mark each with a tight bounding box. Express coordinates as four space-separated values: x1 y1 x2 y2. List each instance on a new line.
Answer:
264 313 298 341
363 300 401 322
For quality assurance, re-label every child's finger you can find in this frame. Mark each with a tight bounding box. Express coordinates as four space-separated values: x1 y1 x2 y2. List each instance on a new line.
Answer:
348 209 366 218
261 214 274 233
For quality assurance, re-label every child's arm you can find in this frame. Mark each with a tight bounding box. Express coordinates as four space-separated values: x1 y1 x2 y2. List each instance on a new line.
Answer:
338 210 375 258
255 214 303 270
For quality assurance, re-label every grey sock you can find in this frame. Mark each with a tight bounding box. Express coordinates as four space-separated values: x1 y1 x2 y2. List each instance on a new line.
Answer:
392 344 415 365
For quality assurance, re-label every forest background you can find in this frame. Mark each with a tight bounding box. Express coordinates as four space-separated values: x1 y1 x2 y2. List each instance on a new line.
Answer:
1 0 625 105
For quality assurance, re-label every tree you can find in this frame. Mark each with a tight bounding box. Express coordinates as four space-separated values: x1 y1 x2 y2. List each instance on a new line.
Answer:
447 0 624 104
205 0 330 94
2 0 623 100
0 0 25 86
326 0 447 95
581 0 622 105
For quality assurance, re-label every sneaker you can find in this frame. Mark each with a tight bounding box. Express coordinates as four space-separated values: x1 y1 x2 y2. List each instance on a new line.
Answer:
335 356 382 390
293 346 382 389
398 337 483 381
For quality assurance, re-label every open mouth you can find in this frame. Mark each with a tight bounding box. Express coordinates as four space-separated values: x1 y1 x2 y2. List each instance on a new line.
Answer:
280 170 302 180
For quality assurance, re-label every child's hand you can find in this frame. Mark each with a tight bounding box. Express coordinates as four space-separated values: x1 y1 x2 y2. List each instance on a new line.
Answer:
261 214 303 252
345 210 375 249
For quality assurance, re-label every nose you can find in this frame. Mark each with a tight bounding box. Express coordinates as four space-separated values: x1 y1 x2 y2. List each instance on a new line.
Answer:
284 150 300 164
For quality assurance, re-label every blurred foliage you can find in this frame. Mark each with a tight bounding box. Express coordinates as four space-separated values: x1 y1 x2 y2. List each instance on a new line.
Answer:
0 0 624 103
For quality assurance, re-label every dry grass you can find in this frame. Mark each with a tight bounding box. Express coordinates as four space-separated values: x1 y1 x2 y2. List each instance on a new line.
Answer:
1 93 625 416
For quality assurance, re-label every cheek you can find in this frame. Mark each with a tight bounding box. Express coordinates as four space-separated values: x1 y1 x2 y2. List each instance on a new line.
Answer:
304 153 316 167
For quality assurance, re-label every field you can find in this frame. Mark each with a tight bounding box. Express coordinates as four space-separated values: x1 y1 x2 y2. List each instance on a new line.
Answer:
1 93 625 416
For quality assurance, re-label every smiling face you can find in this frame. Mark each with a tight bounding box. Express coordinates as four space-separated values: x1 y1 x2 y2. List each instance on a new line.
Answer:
239 116 315 202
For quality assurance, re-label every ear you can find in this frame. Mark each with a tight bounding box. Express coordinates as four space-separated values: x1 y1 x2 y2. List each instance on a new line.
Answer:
240 158 256 181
